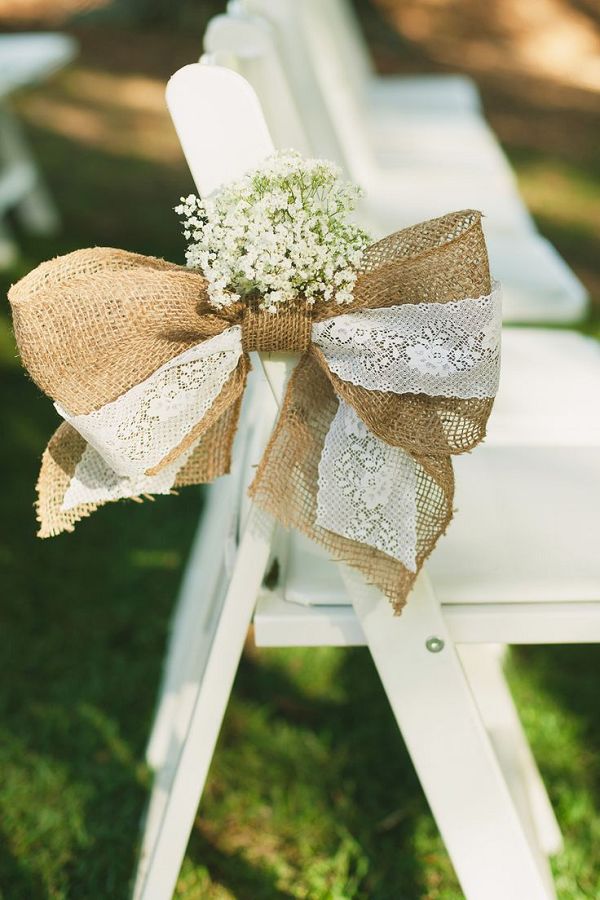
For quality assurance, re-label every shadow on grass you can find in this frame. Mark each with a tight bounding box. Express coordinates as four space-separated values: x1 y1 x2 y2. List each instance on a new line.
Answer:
506 646 600 898
188 646 442 899
185 831 298 900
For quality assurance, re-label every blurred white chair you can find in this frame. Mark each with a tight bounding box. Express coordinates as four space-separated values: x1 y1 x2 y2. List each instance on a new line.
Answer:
127 63 600 900
231 0 507 178
203 10 587 323
0 32 78 265
301 0 483 117
230 0 529 230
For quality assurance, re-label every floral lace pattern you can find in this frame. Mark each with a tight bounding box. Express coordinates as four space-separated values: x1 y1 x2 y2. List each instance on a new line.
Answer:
62 440 195 511
312 284 501 399
317 401 418 571
56 327 243 482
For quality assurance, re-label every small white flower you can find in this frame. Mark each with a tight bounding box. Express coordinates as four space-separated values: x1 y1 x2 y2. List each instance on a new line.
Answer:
175 150 370 313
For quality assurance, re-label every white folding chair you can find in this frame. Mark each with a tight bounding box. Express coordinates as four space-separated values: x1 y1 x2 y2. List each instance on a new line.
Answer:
203 9 587 324
128 63 600 900
0 33 78 265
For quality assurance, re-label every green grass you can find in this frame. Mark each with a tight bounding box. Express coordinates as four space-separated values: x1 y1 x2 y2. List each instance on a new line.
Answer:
1 21 600 899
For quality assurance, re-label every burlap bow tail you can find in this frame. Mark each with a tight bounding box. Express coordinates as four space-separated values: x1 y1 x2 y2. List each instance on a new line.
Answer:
9 210 501 613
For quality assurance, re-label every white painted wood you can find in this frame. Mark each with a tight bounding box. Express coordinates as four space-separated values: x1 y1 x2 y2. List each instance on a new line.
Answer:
145 470 242 771
342 568 555 900
0 217 18 267
240 0 531 231
204 15 311 155
0 107 59 234
0 33 77 97
298 2 502 176
166 63 274 196
309 0 482 117
0 107 58 238
254 594 600 648
148 367 279 759
445 603 600 645
228 0 346 165
232 0 480 114
0 36 76 258
134 506 277 900
136 65 282 900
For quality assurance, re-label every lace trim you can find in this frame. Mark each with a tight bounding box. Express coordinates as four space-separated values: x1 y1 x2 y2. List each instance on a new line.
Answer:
59 327 242 510
57 327 242 480
58 288 500 549
312 284 501 399
316 401 418 571
62 441 195 511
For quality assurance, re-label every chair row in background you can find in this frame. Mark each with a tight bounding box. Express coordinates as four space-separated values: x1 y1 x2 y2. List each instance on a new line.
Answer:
201 0 587 325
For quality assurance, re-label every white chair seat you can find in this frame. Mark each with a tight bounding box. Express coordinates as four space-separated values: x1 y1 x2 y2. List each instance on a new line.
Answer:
485 234 588 324
279 444 599 609
0 33 77 97
276 328 600 610
488 329 600 447
371 112 514 179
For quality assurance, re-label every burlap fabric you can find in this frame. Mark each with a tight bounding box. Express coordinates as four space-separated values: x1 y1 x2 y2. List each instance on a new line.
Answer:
9 209 492 613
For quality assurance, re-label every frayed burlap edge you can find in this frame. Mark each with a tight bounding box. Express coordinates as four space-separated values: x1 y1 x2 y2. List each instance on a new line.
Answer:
36 385 245 538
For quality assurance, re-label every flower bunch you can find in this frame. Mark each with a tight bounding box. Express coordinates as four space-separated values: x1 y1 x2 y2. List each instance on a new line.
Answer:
175 151 370 312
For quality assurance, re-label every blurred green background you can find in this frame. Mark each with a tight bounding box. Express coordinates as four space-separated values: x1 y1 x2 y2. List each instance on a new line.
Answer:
0 1 599 897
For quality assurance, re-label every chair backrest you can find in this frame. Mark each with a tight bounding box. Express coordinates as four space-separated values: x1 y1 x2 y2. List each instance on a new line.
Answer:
166 62 274 197
316 0 375 99
203 14 311 155
235 0 378 187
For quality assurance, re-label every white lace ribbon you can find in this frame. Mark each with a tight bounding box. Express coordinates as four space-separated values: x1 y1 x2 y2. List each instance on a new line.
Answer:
312 287 500 563
59 327 243 510
57 289 501 569
312 283 501 398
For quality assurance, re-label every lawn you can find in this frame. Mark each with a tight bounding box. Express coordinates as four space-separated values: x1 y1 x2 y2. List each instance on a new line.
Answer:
0 5 599 899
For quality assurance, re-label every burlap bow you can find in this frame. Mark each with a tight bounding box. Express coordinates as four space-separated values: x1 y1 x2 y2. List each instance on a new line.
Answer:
9 209 500 613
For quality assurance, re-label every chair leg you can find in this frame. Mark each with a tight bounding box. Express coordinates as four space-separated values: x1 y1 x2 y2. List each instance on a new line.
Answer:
132 505 276 900
15 178 61 234
458 644 562 857
145 476 239 770
344 567 556 900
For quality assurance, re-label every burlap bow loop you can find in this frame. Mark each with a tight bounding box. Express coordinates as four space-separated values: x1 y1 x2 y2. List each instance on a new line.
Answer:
9 209 501 613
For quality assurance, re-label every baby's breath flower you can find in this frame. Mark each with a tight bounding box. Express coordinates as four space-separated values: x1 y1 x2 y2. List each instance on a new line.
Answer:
176 150 370 312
